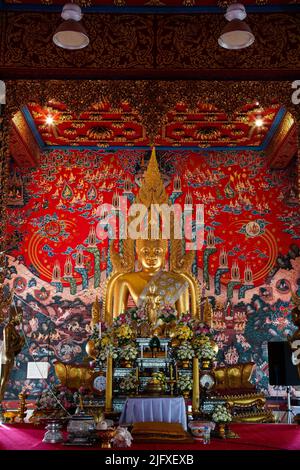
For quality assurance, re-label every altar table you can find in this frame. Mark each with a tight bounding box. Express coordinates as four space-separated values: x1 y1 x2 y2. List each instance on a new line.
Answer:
119 396 187 430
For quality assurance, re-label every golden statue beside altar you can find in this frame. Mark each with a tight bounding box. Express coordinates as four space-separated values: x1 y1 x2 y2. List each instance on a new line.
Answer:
103 148 201 325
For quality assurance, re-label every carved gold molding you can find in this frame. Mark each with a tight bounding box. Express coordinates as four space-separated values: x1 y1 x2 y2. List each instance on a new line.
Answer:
5 80 300 140
0 12 300 77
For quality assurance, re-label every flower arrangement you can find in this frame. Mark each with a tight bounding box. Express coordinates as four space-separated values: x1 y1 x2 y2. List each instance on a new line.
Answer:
196 341 217 361
212 405 232 423
119 343 138 362
115 324 135 343
174 324 193 341
95 338 119 362
194 322 213 338
179 313 195 327
113 313 128 327
176 341 195 360
129 306 148 325
151 371 167 391
177 374 193 392
119 373 138 393
158 304 177 323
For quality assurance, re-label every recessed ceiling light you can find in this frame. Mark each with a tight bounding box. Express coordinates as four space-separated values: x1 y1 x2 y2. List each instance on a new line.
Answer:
46 115 54 125
255 118 263 127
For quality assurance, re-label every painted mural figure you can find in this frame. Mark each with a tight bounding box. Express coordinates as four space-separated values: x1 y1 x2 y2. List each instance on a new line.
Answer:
0 306 25 402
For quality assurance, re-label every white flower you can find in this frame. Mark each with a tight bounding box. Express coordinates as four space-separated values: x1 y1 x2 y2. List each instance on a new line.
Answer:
177 341 195 360
196 342 217 360
120 344 138 361
212 405 232 423
177 374 193 392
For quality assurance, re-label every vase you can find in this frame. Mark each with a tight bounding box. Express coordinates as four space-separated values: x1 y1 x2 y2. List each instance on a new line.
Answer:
146 381 163 395
181 360 190 369
97 428 116 448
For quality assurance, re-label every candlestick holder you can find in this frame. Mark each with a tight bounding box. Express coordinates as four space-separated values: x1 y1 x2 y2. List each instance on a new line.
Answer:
17 392 27 423
42 418 64 444
168 378 176 396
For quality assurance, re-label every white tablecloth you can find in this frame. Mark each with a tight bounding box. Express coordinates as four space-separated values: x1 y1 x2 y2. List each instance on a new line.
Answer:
119 397 187 431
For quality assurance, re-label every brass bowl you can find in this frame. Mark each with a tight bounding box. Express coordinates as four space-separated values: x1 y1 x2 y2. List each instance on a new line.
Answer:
146 382 163 395
97 428 116 448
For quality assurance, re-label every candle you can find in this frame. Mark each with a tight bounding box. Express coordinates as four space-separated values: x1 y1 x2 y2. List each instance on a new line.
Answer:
105 354 113 413
192 357 200 414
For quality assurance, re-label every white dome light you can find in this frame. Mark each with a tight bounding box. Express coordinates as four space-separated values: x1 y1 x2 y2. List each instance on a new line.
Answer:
53 3 89 50
218 3 255 50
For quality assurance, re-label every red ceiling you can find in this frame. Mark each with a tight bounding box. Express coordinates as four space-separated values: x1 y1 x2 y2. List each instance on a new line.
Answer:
26 100 281 148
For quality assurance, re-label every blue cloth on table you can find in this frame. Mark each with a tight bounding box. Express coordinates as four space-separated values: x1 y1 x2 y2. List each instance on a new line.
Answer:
119 396 187 431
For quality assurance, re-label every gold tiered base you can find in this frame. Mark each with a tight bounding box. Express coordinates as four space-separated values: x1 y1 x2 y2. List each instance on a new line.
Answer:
215 392 275 423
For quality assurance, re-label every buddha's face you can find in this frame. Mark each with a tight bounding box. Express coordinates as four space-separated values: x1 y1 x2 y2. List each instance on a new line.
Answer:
137 240 166 272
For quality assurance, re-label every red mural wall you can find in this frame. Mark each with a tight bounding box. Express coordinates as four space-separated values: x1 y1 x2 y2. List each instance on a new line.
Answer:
4 148 300 398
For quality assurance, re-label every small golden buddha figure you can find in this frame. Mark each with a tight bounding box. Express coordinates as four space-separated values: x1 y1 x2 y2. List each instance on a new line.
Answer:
103 148 200 325
144 284 161 325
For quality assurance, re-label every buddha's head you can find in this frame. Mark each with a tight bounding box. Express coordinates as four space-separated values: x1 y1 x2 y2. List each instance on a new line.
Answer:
136 239 167 272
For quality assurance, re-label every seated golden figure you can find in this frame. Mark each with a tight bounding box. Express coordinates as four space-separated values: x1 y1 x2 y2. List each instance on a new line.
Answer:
104 148 200 325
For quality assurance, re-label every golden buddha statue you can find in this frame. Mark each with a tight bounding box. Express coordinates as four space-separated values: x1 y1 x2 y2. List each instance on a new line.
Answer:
0 306 25 402
103 148 200 325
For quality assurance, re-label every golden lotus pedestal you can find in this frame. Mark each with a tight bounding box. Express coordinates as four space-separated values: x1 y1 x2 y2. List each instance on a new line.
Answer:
146 382 163 395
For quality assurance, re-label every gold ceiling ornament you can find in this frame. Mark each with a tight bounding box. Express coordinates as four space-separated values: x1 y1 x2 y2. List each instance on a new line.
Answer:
4 80 300 142
1 11 300 74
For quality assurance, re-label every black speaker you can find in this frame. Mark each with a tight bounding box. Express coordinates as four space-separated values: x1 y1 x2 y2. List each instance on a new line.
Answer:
268 341 300 386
